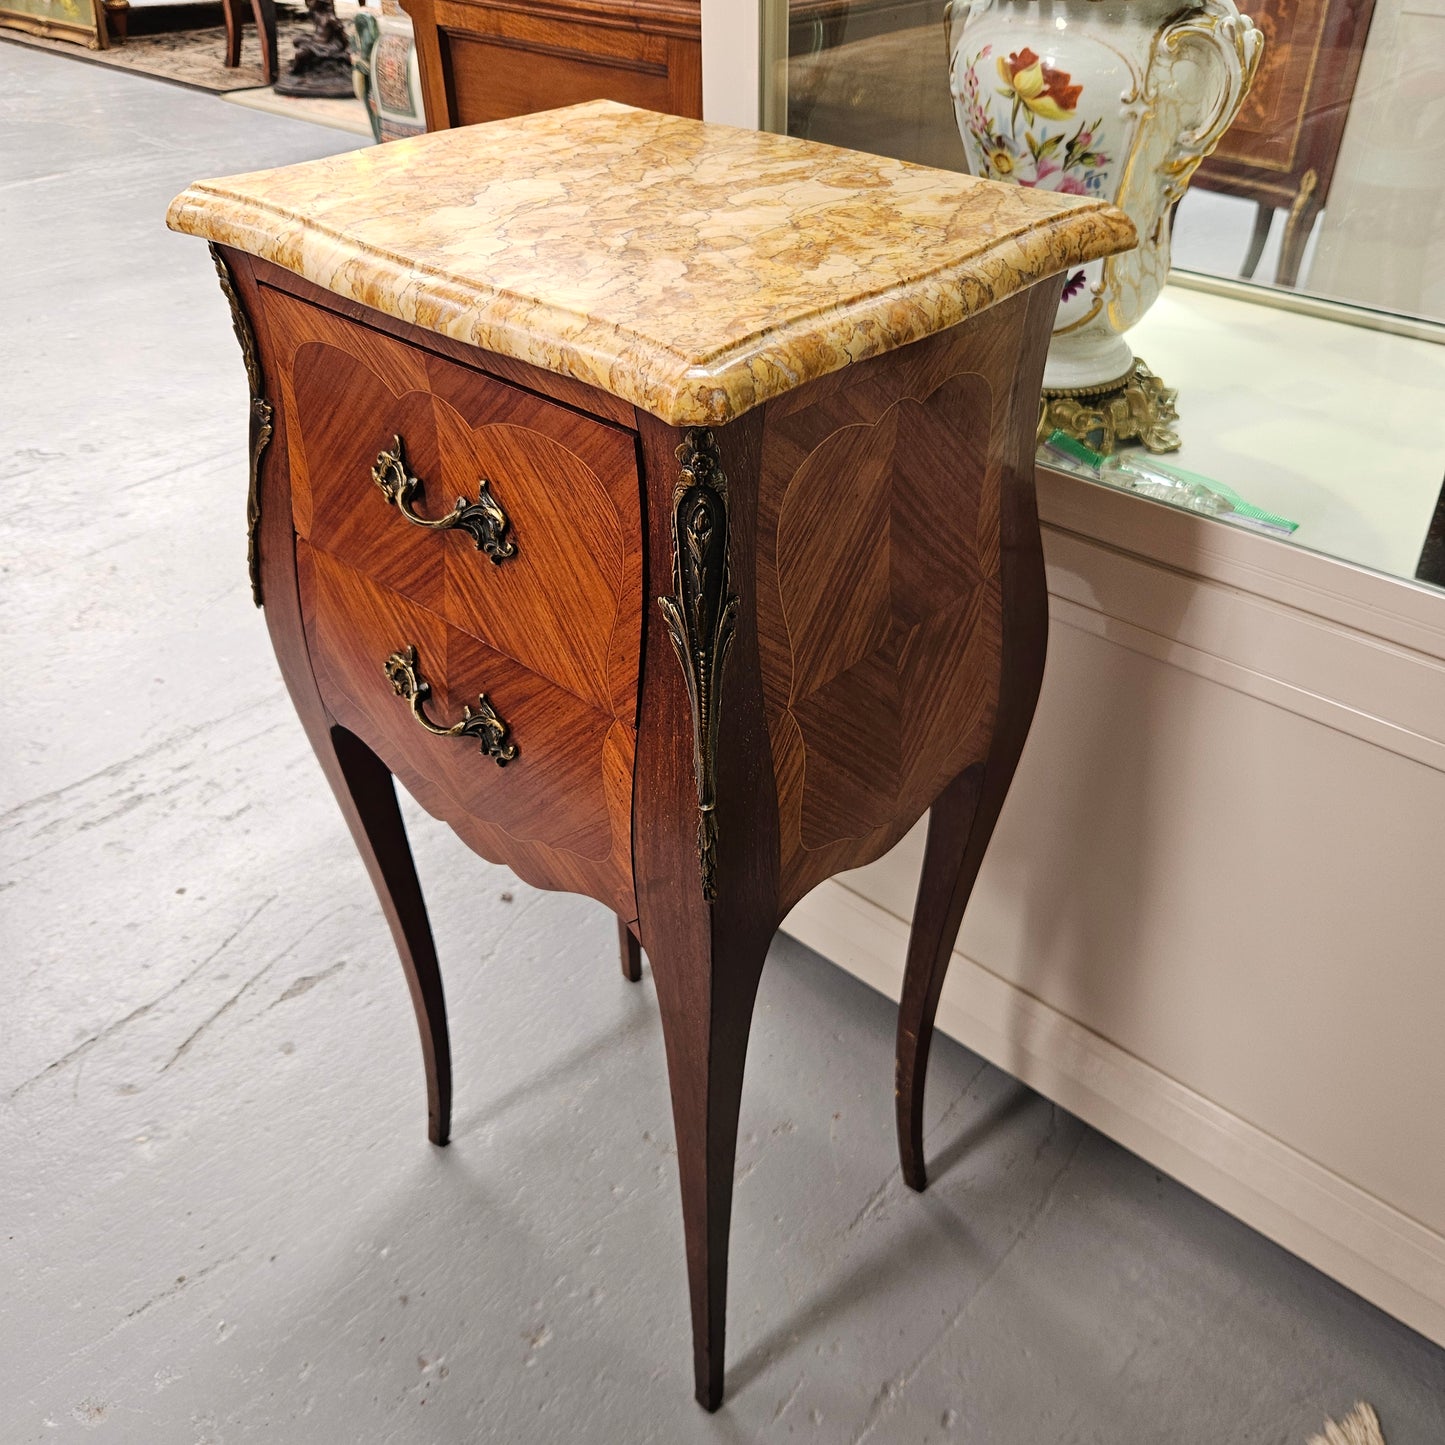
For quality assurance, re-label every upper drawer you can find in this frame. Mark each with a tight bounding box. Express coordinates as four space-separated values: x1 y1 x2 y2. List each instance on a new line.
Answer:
264 286 643 721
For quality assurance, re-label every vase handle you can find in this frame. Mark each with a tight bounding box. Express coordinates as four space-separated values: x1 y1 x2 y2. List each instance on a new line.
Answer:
1155 2 1264 206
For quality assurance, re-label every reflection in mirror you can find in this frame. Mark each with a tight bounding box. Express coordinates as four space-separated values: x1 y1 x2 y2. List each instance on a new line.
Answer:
781 0 1445 590
1173 0 1445 325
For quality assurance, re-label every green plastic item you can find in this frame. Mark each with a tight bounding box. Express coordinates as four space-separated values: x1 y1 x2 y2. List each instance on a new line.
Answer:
1039 430 1299 537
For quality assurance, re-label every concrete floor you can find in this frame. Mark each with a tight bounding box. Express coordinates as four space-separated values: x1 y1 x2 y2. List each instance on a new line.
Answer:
3 41 1445 1445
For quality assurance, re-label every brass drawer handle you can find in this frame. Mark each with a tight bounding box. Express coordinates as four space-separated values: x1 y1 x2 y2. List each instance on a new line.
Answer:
383 645 517 766
371 434 517 564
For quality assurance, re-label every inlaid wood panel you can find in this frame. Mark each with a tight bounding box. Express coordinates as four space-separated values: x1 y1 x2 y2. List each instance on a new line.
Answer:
300 541 636 917
1192 0 1377 286
266 285 643 722
755 300 1040 910
1205 0 1373 180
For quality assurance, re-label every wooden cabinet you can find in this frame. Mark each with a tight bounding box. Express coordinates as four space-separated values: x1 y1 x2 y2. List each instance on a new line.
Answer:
234 255 1064 1409
399 0 702 128
170 102 1131 1409
1192 0 1378 287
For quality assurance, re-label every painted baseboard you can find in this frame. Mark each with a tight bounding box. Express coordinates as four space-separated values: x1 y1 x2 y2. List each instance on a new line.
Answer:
783 877 1445 1351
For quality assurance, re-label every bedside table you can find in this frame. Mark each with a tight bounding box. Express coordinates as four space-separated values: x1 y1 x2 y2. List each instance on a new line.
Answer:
168 101 1132 1408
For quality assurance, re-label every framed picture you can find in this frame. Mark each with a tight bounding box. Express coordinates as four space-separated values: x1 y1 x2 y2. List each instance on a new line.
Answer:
1 0 108 49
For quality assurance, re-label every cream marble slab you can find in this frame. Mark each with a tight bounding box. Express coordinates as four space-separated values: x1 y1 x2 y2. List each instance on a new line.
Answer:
168 100 1134 426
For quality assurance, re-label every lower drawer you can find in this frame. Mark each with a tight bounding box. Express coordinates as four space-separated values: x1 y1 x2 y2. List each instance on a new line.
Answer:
299 541 636 917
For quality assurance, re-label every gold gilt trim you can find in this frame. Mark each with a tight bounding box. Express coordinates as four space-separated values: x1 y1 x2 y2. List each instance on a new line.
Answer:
209 244 274 607
657 428 739 902
1040 357 1180 455
1284 167 1319 237
1156 4 1264 207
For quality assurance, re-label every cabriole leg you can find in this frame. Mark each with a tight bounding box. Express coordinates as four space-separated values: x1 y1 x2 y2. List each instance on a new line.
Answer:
619 917 642 982
326 725 452 1146
643 907 771 1409
218 241 453 1149
632 409 777 1408
895 620 1046 1192
894 764 987 1192
1240 201 1273 281
222 0 242 67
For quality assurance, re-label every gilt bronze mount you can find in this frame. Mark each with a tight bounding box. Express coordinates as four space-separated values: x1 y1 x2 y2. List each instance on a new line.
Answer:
209 245 274 606
657 428 740 901
1039 357 1181 455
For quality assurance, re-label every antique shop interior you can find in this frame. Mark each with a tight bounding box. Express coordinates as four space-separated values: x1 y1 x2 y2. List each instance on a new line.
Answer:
3 0 1444 1440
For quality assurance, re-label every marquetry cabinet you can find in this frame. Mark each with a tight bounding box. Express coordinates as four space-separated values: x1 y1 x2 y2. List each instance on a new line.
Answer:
169 101 1132 1409
1192 0 1378 287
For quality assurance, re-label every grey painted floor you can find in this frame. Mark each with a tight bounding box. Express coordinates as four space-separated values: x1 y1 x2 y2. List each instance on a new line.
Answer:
3 41 1444 1445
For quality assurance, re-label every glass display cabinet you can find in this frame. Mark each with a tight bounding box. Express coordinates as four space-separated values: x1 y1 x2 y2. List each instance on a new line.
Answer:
700 0 1445 1359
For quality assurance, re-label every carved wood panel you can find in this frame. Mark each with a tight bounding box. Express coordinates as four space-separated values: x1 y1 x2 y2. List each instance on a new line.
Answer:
266 285 644 723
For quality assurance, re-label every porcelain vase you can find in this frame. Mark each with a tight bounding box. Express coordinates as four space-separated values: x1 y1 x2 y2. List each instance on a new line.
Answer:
949 0 1262 450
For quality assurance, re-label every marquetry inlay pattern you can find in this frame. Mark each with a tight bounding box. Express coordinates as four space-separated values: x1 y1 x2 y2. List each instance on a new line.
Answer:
759 370 1002 906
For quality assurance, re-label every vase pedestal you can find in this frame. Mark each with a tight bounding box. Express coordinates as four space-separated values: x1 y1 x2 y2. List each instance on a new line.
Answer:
1039 357 1181 455
950 0 1262 460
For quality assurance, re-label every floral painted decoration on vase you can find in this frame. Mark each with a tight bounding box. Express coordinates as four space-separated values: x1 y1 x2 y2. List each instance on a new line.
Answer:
949 0 1262 452
999 46 1080 124
955 43 1111 310
959 45 1109 195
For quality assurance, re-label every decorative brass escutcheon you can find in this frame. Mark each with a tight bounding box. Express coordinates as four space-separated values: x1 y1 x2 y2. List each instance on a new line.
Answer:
371 434 517 563
382 645 517 765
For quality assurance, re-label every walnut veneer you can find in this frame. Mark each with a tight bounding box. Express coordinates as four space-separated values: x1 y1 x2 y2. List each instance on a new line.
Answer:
173 104 1132 1410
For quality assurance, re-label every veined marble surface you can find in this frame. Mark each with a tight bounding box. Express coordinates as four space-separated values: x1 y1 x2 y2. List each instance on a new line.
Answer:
167 100 1134 425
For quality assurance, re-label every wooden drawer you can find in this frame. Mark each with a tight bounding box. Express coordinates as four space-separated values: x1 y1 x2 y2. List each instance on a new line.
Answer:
300 541 636 914
267 286 643 722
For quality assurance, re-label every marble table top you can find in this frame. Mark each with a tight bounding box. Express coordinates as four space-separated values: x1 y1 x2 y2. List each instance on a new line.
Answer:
168 101 1134 426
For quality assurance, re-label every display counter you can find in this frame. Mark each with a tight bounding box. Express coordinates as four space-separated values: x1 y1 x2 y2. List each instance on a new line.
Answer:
721 0 1445 1349
784 335 1445 1347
